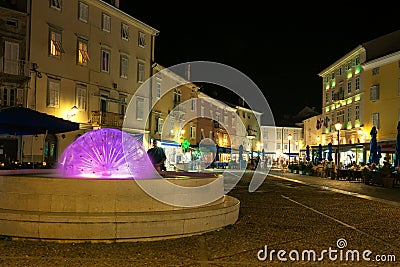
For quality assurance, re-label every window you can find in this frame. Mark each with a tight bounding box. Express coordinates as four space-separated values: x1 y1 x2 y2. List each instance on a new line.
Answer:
277 143 281 150
338 67 342 75
372 67 380 76
49 29 64 57
355 105 360 120
355 56 360 65
370 85 380 101
76 84 86 110
136 97 144 120
347 60 352 70
101 49 110 72
191 98 196 111
155 78 161 99
102 13 110 32
1 88 23 107
276 131 281 139
355 77 360 91
325 92 329 103
138 32 146 47
77 38 89 65
4 41 19 75
47 78 60 108
398 78 400 96
347 107 351 122
331 72 335 80
347 81 351 94
169 118 174 134
6 19 18 27
78 2 88 22
120 55 128 78
121 23 129 40
137 62 145 82
156 117 163 133
190 126 196 139
200 129 205 139
372 112 380 129
173 88 181 104
50 0 61 10
119 94 126 115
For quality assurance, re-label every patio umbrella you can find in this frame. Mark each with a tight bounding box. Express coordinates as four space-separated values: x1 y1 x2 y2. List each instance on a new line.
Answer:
327 142 333 162
0 106 79 135
318 144 322 162
395 121 400 167
305 145 310 161
369 126 379 164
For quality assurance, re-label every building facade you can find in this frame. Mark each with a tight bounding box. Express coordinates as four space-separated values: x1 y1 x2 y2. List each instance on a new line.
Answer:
0 0 29 164
362 50 400 163
22 0 158 165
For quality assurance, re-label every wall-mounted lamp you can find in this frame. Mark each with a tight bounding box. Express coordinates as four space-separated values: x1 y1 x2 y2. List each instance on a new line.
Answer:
67 106 79 120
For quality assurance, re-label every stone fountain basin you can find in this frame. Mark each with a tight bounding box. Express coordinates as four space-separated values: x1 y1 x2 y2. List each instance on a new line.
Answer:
0 172 240 242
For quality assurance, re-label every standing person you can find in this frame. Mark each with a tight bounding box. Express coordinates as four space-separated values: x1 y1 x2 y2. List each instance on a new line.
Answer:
147 139 167 172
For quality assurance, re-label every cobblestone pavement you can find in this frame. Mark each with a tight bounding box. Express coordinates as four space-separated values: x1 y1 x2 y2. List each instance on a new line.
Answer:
1 170 400 266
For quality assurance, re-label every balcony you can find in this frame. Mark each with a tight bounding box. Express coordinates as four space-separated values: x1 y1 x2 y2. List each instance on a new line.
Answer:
172 101 186 119
0 57 29 80
91 111 124 128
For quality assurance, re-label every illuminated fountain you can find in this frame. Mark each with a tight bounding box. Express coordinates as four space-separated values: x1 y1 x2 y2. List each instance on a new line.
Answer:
58 128 155 179
0 128 240 242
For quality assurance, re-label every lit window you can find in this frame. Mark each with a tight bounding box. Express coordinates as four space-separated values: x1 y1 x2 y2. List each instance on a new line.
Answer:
78 2 88 23
49 29 64 57
138 32 146 47
47 78 60 108
120 55 128 78
102 13 110 32
121 23 129 40
101 49 110 72
77 39 89 65
137 62 145 82
190 126 196 139
50 0 61 10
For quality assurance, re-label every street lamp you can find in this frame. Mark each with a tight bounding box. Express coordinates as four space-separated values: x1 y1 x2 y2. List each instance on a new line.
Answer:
288 134 292 164
334 122 342 166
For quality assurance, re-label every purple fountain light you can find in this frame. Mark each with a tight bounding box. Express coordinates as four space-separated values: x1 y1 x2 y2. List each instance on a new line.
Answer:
58 128 156 179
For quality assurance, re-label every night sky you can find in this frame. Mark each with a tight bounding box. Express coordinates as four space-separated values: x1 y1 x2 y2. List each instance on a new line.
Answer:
118 2 398 122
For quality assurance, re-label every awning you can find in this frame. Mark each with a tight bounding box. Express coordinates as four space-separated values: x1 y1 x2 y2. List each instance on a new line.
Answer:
0 106 80 135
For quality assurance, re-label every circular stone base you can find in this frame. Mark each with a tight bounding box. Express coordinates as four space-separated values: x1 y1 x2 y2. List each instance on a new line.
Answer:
0 174 240 242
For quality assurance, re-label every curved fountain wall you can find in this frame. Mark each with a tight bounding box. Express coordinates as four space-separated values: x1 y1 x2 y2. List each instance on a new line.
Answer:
0 129 240 242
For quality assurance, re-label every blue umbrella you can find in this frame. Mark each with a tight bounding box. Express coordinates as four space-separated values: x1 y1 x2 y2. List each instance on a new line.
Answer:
327 143 333 162
395 121 400 167
305 145 310 161
369 126 379 164
318 144 322 162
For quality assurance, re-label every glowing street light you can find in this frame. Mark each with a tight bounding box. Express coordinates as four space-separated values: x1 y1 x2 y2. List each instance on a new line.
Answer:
334 122 342 166
288 134 292 164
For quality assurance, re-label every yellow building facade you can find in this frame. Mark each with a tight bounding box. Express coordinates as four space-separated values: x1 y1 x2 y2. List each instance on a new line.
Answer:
362 51 400 161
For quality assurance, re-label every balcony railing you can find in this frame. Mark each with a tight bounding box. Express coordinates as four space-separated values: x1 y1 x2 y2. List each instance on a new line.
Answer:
91 111 124 128
0 57 29 77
